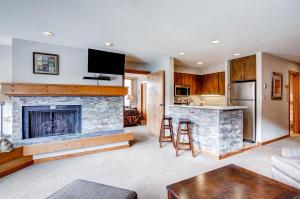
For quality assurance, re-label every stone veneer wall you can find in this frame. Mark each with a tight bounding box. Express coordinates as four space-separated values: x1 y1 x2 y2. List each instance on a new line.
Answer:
169 106 243 155
11 96 124 141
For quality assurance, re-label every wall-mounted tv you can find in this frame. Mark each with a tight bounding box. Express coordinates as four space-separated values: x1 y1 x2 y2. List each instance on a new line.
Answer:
88 49 125 75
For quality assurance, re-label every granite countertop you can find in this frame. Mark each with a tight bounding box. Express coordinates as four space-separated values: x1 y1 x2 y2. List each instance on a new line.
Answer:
169 104 248 110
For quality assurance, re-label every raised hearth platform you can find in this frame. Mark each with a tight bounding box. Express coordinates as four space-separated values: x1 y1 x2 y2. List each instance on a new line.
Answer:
0 132 134 178
13 129 126 146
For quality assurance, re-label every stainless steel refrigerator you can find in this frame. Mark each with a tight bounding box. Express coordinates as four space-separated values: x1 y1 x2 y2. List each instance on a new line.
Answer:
229 82 256 142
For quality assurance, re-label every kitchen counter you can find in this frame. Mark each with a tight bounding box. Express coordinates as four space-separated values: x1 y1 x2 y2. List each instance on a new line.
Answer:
169 105 245 158
169 104 247 110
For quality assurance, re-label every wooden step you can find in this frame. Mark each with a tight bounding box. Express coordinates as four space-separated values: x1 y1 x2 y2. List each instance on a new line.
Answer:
0 155 33 178
23 132 134 156
0 147 24 164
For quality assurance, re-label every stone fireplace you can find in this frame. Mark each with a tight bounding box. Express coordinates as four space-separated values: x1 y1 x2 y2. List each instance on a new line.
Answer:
22 105 82 139
11 96 124 144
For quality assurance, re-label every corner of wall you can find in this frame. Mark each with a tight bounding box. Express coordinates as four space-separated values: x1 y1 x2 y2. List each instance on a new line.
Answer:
255 52 263 142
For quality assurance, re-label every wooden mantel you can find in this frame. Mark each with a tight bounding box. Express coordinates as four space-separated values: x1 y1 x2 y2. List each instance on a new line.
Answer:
0 83 128 96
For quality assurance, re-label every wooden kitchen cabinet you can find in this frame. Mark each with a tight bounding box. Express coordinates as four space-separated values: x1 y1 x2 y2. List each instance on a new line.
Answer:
218 72 225 95
174 72 198 95
231 55 256 82
174 72 225 95
201 73 219 94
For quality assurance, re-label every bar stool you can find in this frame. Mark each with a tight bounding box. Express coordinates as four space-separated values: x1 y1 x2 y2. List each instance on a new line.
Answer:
175 118 195 157
159 116 175 148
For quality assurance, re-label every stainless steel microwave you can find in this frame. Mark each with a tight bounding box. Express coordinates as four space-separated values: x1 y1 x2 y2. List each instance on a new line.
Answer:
175 85 191 96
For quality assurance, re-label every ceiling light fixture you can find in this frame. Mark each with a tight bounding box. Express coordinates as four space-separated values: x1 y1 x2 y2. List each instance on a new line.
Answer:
233 53 240 56
197 62 203 65
179 52 185 55
211 40 220 44
105 42 113 47
43 31 55 37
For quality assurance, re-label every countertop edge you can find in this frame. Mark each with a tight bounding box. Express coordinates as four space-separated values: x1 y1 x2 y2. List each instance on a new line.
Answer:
169 104 248 110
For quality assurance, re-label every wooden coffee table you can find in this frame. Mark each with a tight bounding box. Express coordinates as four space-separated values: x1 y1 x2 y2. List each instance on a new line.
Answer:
166 164 300 199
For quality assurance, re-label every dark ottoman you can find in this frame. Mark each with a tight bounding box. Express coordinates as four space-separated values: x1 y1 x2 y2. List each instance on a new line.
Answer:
47 179 137 199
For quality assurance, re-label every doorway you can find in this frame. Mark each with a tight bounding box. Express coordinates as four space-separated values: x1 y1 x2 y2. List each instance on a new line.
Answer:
141 82 147 125
288 70 299 135
124 70 149 127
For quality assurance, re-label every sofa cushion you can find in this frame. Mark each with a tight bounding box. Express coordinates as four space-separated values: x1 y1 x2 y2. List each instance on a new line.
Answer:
272 167 300 189
271 155 300 183
282 148 300 158
47 179 137 199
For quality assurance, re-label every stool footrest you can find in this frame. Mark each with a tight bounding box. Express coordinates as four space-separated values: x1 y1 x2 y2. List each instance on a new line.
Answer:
160 117 175 148
176 119 195 157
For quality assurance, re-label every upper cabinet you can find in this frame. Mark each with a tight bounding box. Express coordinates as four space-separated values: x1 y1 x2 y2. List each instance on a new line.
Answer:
231 55 256 82
174 72 225 95
201 73 219 94
218 72 225 95
174 72 198 95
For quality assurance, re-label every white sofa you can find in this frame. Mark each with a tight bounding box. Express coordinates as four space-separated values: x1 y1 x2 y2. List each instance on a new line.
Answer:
271 147 300 189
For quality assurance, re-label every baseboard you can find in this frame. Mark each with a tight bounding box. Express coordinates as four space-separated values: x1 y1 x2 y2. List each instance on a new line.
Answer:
257 134 290 146
34 144 130 164
219 148 244 160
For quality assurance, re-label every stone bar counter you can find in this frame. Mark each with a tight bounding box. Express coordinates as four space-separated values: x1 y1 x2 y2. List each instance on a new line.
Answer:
169 105 247 158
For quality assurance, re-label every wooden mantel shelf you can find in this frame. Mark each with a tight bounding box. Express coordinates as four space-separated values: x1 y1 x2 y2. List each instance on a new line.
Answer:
0 83 128 97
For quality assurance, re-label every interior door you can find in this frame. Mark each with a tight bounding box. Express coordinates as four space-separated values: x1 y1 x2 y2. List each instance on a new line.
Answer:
141 82 147 122
147 71 165 136
289 71 300 134
293 73 299 133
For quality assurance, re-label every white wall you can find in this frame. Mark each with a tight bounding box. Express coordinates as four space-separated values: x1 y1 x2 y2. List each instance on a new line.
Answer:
0 44 13 135
0 45 12 82
145 57 174 113
174 63 225 75
198 63 225 75
257 52 300 142
12 39 123 86
174 65 202 75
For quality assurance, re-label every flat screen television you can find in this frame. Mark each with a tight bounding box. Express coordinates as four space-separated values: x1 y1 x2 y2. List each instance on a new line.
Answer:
88 49 125 75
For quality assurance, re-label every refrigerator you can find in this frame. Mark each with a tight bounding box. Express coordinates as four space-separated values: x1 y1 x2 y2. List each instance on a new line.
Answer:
229 82 256 142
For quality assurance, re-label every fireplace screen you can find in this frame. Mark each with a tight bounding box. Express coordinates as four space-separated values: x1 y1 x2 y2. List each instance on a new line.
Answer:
22 105 82 139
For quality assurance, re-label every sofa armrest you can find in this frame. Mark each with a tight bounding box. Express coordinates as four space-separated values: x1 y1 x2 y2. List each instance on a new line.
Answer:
282 148 300 158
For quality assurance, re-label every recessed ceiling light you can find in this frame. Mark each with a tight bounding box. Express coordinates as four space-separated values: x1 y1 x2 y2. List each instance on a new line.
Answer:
211 40 220 44
105 42 113 47
233 53 240 56
43 31 55 37
197 62 203 65
179 52 185 55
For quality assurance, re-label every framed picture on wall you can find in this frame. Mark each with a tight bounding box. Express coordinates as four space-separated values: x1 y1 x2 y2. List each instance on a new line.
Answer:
271 72 283 100
33 52 59 75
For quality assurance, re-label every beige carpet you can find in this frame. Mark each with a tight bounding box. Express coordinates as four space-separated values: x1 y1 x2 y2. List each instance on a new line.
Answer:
0 126 299 199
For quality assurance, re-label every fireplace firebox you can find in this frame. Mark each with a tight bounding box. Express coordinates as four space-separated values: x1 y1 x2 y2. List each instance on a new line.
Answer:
22 105 82 139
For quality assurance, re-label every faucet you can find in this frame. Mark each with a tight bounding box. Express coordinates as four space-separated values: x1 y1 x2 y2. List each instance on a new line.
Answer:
186 99 194 105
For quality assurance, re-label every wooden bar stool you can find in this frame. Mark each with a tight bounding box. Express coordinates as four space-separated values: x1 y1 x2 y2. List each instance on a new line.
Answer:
175 119 195 157
159 116 175 148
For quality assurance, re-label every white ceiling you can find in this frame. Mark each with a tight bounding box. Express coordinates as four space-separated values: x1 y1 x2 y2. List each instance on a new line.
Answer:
0 0 300 68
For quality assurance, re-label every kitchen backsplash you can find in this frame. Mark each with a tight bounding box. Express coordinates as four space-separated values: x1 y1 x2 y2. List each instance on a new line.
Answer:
175 95 226 106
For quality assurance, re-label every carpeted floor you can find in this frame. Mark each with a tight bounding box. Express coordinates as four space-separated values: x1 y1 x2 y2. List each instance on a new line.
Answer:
0 126 299 199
